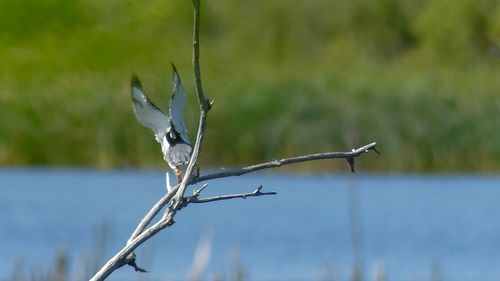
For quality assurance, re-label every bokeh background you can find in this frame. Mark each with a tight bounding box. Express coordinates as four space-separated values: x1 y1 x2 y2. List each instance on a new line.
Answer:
2 1 500 281
1 0 500 172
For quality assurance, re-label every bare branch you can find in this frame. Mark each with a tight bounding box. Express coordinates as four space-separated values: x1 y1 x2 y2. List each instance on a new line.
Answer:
175 0 210 204
128 143 377 244
191 0 209 111
192 183 209 197
193 142 378 183
186 185 277 204
90 210 176 281
126 0 212 241
93 142 377 280
127 185 179 244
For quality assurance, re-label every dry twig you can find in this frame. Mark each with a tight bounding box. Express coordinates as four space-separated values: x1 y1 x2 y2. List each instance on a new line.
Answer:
186 185 277 204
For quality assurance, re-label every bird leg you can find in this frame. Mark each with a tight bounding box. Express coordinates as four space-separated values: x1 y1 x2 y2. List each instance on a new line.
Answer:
174 166 200 184
194 165 200 178
175 168 183 183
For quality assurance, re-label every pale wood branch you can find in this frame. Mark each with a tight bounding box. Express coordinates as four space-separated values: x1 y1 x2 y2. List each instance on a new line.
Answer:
127 142 378 244
186 185 277 204
90 210 176 281
94 156 378 281
127 185 179 244
175 0 210 205
126 142 377 243
92 142 378 280
193 142 379 183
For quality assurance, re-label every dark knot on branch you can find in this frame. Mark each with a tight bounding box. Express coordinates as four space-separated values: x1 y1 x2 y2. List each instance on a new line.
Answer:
124 253 148 273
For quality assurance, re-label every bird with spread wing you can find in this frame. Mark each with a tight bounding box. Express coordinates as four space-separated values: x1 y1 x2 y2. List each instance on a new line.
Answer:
131 65 195 185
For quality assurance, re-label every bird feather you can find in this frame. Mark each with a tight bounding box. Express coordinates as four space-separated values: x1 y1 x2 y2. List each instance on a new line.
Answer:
131 73 171 140
169 64 191 145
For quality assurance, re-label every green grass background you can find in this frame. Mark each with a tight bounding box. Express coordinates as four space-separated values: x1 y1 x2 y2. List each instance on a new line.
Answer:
1 0 500 172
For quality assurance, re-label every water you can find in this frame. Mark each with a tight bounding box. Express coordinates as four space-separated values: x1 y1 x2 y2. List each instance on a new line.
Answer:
1 169 499 281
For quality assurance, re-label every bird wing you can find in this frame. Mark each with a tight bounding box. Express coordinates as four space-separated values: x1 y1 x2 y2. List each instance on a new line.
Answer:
169 64 191 145
131 73 171 140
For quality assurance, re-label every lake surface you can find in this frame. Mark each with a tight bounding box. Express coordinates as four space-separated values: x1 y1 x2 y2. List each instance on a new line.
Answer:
1 169 499 281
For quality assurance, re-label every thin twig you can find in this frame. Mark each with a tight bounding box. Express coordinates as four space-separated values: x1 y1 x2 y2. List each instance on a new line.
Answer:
193 142 379 183
186 185 277 204
127 185 179 244
192 183 209 197
191 0 209 111
175 0 210 204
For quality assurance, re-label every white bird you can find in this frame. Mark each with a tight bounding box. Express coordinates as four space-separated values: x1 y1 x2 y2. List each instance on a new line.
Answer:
131 65 193 183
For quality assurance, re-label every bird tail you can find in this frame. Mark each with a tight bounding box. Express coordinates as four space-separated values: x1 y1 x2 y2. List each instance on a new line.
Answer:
166 143 193 167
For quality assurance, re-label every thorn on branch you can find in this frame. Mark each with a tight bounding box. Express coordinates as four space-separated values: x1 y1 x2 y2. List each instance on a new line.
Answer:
193 183 209 197
253 185 265 195
346 157 355 173
125 253 149 273
370 145 381 155
206 98 214 111
252 185 277 197
187 185 277 203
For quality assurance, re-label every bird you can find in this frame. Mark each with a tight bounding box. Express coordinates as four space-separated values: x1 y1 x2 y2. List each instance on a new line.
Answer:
131 64 193 184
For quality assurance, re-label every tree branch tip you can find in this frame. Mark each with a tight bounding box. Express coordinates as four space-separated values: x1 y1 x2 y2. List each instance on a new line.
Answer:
259 191 278 196
193 183 209 197
130 264 149 273
207 98 214 108
130 263 149 273
254 185 277 196
125 253 149 273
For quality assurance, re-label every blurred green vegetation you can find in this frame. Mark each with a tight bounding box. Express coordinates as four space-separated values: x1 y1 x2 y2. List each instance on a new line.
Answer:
1 0 500 172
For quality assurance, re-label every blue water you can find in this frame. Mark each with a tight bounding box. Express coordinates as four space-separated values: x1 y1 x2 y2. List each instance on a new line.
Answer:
1 169 500 281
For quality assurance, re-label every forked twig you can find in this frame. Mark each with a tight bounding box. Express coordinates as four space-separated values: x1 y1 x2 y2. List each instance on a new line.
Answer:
127 142 378 245
193 142 379 183
92 144 378 281
186 185 277 204
174 0 211 205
